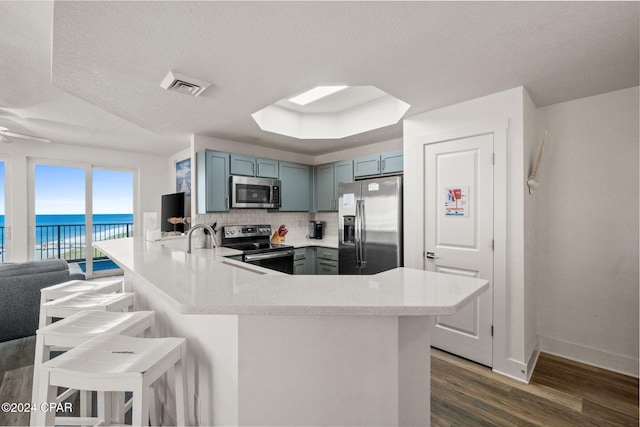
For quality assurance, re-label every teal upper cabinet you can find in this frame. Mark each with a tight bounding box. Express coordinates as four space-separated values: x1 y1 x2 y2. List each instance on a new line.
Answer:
230 154 278 178
334 160 354 192
278 162 311 211
197 150 230 213
353 150 403 178
316 160 353 211
353 154 381 178
381 150 403 174
315 163 334 211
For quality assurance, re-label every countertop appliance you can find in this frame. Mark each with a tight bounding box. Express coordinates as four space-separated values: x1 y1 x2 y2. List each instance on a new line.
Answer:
221 224 294 274
338 176 403 275
230 176 281 209
308 221 324 239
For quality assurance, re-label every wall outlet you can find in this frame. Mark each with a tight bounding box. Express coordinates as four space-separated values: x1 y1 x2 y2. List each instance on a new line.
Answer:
194 394 201 425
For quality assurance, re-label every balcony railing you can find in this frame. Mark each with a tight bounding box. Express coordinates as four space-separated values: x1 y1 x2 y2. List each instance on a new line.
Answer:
0 223 132 264
34 222 133 262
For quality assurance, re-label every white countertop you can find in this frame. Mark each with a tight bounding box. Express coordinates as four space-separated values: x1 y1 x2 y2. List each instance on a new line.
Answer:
94 238 488 316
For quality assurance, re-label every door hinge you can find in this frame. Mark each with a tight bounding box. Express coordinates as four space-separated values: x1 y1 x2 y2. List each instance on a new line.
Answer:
491 239 494 250
491 325 494 337
491 153 495 165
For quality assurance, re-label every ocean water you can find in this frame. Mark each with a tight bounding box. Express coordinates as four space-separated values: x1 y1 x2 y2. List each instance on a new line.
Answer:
0 214 133 245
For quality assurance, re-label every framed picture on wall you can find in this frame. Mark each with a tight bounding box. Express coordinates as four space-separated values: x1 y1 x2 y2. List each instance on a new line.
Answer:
176 158 191 196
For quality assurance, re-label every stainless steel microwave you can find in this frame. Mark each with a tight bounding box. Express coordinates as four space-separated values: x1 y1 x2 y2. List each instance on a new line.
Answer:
230 176 281 209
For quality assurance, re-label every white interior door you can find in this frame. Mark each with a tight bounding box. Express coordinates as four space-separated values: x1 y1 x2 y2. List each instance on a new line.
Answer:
425 133 494 367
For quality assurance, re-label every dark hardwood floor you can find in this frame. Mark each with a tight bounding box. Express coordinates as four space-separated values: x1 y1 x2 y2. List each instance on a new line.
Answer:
0 337 637 426
432 348 639 426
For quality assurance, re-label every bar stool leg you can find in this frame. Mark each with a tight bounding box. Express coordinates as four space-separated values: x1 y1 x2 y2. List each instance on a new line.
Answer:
132 382 150 427
175 347 187 426
110 391 125 424
30 335 49 421
34 371 56 427
38 304 51 328
79 390 91 417
97 391 110 425
148 387 158 426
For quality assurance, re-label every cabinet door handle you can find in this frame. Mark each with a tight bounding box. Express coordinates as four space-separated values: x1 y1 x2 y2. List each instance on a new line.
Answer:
225 197 229 210
252 163 255 175
257 163 260 176
377 160 380 172
382 159 386 171
319 261 335 266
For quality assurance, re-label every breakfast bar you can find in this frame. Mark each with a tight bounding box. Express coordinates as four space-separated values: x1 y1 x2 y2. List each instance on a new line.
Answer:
94 237 488 426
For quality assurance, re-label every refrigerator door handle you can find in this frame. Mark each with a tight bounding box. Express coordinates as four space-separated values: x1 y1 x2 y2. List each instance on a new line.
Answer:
354 200 361 268
359 200 367 268
356 200 366 269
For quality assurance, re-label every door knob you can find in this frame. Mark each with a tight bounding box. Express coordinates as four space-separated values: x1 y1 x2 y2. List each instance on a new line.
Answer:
426 252 439 259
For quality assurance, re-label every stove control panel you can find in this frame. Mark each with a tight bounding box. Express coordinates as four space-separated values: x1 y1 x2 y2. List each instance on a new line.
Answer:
223 224 272 239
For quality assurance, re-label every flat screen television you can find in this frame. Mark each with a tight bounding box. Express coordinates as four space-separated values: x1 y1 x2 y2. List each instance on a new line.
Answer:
161 192 186 233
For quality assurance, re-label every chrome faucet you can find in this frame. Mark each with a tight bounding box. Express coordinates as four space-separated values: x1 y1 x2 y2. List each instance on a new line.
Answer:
186 223 218 254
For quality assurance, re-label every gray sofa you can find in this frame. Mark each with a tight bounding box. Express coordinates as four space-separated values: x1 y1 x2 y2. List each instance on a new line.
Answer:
0 259 86 343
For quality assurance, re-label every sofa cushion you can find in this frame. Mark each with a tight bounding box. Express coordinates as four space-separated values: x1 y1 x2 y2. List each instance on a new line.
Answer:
0 259 72 342
0 259 69 278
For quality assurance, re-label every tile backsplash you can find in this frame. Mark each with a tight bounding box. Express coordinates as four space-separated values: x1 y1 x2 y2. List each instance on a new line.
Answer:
194 209 338 242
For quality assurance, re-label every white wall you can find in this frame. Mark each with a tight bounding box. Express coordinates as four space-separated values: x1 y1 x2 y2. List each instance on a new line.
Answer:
535 87 639 376
403 87 531 381
523 90 540 372
0 141 168 262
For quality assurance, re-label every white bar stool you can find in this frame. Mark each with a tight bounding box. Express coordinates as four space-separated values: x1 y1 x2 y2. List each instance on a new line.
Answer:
30 310 155 427
34 333 187 427
40 279 123 304
39 291 136 328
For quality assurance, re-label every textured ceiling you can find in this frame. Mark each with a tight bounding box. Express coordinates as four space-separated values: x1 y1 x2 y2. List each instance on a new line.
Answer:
0 1 638 155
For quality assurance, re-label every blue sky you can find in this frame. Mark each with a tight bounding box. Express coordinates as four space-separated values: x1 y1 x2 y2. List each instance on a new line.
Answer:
32 165 133 215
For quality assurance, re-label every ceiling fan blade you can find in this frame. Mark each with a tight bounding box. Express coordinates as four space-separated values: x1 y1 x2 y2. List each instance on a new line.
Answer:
0 130 50 144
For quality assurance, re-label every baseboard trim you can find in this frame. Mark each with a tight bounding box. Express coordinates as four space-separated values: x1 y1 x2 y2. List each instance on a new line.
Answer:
538 335 639 378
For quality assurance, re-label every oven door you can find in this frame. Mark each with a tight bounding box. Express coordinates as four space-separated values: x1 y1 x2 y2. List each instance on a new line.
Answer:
244 249 294 274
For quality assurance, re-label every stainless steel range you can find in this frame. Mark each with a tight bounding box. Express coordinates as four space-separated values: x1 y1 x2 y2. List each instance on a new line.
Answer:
221 224 295 274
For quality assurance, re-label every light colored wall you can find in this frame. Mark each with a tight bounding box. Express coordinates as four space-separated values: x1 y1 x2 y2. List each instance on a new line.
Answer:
523 89 540 371
535 86 639 376
0 141 168 262
403 87 530 381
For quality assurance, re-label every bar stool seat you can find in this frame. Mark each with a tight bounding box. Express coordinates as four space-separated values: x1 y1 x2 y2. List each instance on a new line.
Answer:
39 291 136 328
30 310 155 426
34 333 187 427
40 279 123 304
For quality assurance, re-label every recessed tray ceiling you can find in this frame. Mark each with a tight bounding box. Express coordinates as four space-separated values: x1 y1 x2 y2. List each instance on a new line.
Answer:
252 86 410 139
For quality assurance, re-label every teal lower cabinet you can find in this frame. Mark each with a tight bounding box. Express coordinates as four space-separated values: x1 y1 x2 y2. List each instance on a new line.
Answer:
293 248 307 275
293 247 315 275
315 258 338 275
293 246 337 275
314 247 338 275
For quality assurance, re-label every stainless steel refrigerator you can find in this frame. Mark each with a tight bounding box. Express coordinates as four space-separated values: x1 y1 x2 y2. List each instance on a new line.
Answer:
338 176 403 275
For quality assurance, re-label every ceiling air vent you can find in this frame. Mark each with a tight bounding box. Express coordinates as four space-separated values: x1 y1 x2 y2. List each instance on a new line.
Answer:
160 70 212 97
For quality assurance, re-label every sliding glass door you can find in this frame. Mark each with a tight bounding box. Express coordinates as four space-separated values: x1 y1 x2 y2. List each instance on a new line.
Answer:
90 168 134 276
34 164 86 262
32 162 135 277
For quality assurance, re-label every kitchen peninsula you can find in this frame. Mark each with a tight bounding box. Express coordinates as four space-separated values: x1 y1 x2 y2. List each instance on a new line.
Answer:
95 237 488 426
